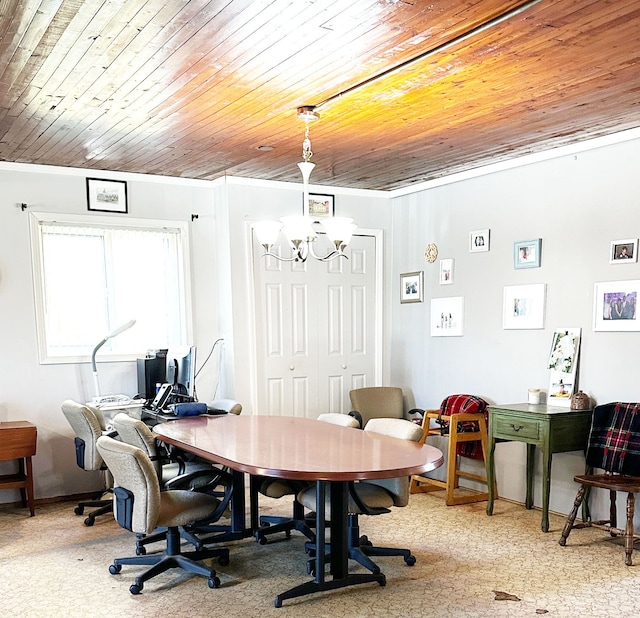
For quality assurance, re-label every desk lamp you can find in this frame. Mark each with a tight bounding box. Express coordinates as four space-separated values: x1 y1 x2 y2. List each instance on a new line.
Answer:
91 319 136 398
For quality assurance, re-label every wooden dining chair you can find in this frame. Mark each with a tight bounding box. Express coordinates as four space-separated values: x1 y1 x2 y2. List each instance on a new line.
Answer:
559 401 640 565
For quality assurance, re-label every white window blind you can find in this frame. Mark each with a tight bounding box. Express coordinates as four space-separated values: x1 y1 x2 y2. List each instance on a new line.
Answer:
30 213 191 363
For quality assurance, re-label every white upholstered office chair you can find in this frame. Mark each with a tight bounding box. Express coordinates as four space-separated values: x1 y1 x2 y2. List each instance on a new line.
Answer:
255 412 361 545
349 387 423 427
96 435 230 594
61 399 114 526
297 417 424 575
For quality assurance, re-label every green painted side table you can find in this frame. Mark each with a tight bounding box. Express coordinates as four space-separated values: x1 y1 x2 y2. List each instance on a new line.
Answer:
485 403 593 532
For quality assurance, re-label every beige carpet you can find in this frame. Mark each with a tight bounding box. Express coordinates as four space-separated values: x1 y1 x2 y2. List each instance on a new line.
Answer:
1 491 638 617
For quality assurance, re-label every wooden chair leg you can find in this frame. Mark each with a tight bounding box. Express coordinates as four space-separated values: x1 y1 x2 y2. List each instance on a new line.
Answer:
559 485 586 546
625 492 635 566
610 490 617 534
445 423 459 505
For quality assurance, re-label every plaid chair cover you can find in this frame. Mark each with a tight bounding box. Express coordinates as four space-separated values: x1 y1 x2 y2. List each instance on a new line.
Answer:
586 402 640 475
436 394 488 460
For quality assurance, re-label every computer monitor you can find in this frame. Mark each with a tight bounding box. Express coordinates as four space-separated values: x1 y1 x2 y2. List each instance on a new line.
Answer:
165 345 196 399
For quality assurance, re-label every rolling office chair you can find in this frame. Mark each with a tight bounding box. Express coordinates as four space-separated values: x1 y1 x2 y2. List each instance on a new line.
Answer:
111 413 232 553
297 417 424 575
255 412 361 545
349 387 423 428
61 399 114 526
96 435 230 594
559 402 640 565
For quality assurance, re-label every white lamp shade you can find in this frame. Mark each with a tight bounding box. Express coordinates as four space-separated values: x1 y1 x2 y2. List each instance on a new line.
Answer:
280 216 317 243
253 220 283 246
320 217 357 246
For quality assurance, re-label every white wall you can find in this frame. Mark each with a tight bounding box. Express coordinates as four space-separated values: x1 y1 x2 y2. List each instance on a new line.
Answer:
0 165 226 502
390 138 640 520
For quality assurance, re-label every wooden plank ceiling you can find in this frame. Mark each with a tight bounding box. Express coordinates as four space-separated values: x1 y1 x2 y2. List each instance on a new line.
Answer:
1 0 640 191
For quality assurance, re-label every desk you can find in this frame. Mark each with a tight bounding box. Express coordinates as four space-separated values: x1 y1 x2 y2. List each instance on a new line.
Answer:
0 421 37 516
154 415 443 607
485 403 593 532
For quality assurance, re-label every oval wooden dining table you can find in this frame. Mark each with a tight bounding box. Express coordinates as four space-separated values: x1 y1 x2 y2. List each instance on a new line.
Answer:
154 414 443 607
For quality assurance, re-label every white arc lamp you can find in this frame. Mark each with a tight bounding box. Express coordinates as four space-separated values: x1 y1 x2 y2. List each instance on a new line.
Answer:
253 106 357 263
91 319 136 398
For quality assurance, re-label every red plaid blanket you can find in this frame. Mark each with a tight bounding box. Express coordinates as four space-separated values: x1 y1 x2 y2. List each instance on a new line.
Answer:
586 402 640 475
435 394 488 460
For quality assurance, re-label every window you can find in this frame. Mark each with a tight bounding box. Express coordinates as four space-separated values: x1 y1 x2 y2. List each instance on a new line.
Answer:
30 212 192 364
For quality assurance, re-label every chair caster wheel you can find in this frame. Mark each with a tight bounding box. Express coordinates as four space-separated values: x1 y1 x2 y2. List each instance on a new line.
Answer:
74 506 84 516
109 563 122 575
378 574 387 587
274 596 283 608
84 517 95 526
135 545 147 556
208 576 221 589
129 583 142 595
255 534 268 545
405 554 416 566
360 535 372 547
219 554 230 567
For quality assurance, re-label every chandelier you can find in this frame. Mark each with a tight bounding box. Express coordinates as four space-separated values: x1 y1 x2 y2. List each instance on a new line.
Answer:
253 107 357 263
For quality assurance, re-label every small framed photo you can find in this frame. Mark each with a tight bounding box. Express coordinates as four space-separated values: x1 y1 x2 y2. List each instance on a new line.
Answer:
400 271 423 304
469 229 490 252
593 280 639 331
430 296 464 336
514 238 541 269
503 283 546 329
439 258 454 285
305 193 334 219
610 239 638 264
86 178 128 213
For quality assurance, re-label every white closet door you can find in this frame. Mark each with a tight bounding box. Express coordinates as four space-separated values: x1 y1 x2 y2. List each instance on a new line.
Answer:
253 233 378 417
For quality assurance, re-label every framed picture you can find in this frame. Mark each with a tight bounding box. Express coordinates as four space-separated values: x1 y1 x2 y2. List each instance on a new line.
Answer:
469 229 490 253
502 283 546 329
610 238 638 264
547 327 581 408
593 280 639 331
86 178 128 213
305 193 334 218
400 271 423 303
430 296 464 336
439 258 454 285
514 238 542 269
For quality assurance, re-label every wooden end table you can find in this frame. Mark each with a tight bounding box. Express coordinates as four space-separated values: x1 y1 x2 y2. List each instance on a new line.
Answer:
0 421 38 516
485 403 592 532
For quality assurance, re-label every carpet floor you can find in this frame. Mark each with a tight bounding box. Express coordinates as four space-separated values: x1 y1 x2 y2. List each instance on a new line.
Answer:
1 491 639 617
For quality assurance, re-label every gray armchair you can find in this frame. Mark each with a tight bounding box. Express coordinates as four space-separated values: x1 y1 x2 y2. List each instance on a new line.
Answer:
297 417 424 575
96 435 230 594
349 387 423 427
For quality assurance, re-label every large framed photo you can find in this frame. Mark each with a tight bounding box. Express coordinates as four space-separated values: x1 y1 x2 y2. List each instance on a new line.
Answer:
503 283 546 329
430 296 464 336
610 238 638 264
305 193 334 219
593 280 639 331
514 238 541 269
86 178 128 213
400 271 423 304
469 229 490 253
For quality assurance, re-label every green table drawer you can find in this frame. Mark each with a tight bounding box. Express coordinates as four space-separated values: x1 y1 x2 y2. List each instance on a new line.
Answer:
493 416 540 441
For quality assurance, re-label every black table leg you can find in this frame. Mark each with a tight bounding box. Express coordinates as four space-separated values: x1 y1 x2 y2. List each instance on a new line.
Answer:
274 480 385 608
